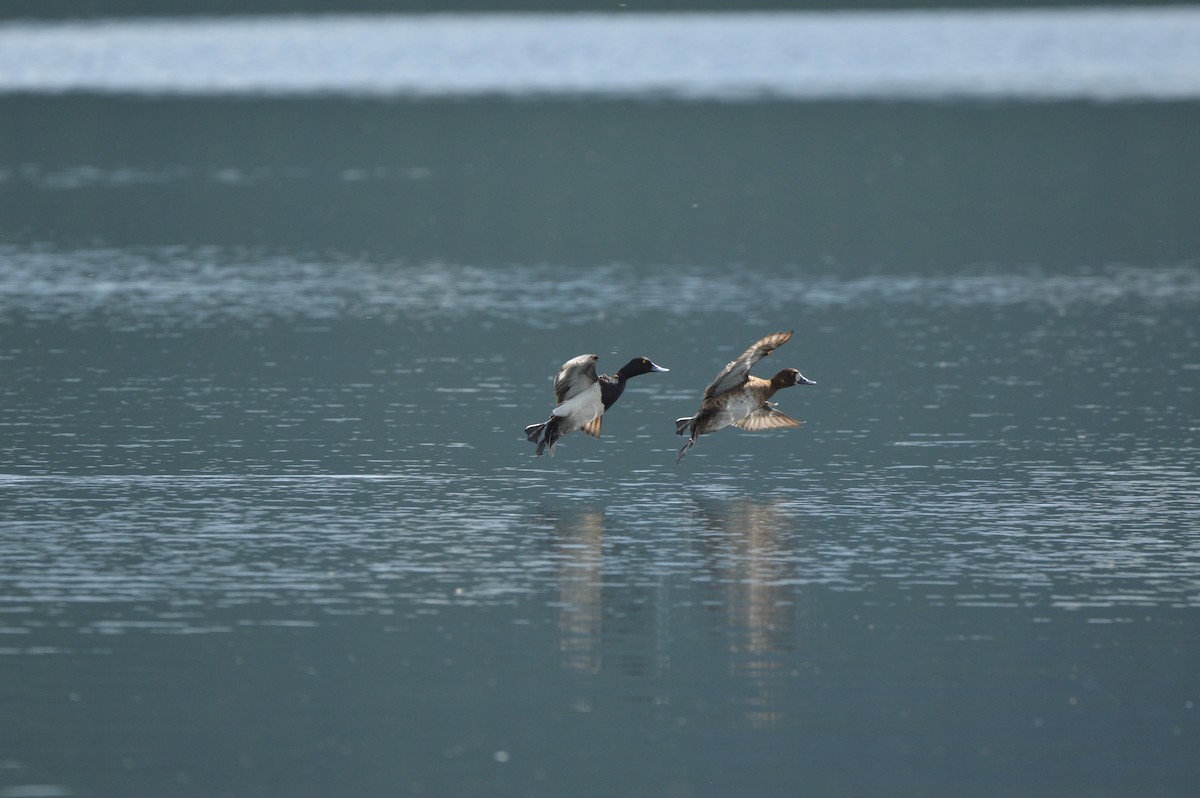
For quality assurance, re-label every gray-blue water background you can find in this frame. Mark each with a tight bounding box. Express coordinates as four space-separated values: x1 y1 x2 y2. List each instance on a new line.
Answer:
2 6 1199 797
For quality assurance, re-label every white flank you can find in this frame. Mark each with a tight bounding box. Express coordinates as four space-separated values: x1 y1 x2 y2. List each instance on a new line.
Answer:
551 383 602 424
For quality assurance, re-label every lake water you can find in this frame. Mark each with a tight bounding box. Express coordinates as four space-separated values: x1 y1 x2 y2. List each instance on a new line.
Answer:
2 9 1200 798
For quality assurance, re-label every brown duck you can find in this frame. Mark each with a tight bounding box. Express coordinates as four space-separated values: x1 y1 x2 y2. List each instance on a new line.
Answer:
674 331 815 463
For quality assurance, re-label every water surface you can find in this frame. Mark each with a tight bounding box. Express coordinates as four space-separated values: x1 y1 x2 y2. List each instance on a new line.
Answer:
4 245 1198 796
2 10 1199 798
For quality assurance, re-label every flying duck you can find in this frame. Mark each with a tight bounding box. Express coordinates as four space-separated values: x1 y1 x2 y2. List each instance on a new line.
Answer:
674 331 814 463
525 354 669 457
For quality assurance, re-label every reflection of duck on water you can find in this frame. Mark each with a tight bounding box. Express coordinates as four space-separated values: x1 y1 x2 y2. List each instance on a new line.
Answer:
675 331 815 463
690 496 807 729
525 354 669 457
546 507 606 674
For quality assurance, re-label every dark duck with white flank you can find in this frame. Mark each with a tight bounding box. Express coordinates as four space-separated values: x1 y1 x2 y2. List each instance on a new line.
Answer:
525 354 669 456
674 331 815 463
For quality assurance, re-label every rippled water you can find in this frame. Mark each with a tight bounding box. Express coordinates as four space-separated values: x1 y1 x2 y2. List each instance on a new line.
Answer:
2 12 1200 794
4 240 1198 794
4 245 1200 326
3 454 1198 621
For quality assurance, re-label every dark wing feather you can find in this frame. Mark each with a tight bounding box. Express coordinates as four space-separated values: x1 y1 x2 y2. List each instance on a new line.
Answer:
733 404 805 431
703 331 793 400
553 354 600 404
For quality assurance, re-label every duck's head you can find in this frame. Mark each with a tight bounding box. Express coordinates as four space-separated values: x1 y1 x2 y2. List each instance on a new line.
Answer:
772 368 816 388
619 357 670 379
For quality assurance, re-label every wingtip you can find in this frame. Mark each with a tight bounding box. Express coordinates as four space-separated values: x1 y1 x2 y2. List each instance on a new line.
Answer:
760 330 793 351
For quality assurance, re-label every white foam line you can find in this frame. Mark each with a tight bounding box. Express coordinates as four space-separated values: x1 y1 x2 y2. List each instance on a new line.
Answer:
0 473 426 483
1 8 1199 100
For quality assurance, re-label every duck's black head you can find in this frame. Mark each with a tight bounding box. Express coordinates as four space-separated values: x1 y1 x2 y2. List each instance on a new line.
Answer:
771 368 816 388
617 357 670 380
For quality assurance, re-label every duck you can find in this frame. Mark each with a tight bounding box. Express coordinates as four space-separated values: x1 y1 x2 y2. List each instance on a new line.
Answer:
525 354 669 456
674 331 814 463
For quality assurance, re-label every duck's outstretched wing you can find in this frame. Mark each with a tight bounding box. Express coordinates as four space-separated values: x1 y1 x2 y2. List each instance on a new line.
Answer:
733 403 805 432
703 331 793 401
553 354 600 404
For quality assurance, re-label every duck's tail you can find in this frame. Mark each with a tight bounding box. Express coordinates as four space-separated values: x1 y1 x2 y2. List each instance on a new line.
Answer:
524 417 561 457
675 416 694 436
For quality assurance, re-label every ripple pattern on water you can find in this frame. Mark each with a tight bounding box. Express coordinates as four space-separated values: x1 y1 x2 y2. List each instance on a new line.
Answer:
0 164 432 189
2 245 1197 329
2 454 1197 636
